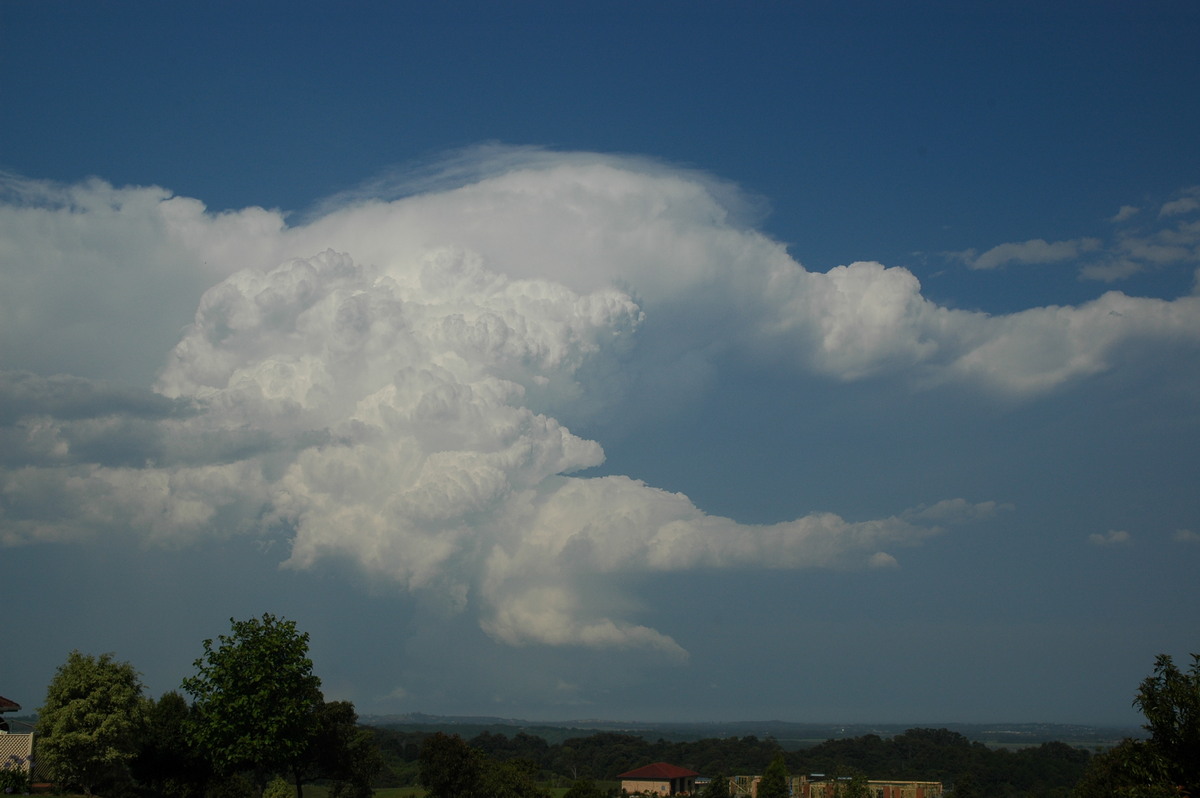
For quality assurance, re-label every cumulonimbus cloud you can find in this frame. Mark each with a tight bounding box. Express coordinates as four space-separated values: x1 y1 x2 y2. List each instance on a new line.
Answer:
2 148 1197 653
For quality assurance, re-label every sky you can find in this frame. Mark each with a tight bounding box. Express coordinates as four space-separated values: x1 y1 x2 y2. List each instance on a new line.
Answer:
2 1 1199 728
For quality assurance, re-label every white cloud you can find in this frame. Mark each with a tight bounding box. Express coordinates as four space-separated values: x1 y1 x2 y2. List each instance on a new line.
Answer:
1112 205 1141 223
868 552 900 568
948 189 1200 283
1174 529 1200 544
1088 529 1131 546
0 172 285 385
4 150 1200 654
1160 196 1200 217
957 238 1102 271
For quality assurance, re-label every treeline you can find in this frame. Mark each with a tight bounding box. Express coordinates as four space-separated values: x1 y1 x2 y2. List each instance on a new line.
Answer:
367 726 1091 797
24 615 381 798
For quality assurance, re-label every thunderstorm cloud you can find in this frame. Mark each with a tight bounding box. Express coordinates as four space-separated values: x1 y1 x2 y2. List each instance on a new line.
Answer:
3 149 1198 655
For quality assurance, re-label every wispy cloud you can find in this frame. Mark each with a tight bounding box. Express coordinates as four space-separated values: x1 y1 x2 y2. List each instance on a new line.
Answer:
1112 205 1141 223
1159 187 1200 217
947 187 1200 283
952 238 1102 272
1174 529 1200 544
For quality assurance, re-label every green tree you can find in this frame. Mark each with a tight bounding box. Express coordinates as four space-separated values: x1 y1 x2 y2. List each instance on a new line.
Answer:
701 774 731 798
133 691 211 798
418 733 483 798
1135 652 1200 795
758 754 790 798
479 759 549 798
840 774 870 798
181 614 324 798
1074 651 1200 798
1071 739 1174 798
35 650 147 796
300 701 383 798
563 778 606 798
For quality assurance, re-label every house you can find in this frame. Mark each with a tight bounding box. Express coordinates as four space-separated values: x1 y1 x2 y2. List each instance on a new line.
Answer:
0 695 23 734
619 762 700 795
0 695 34 777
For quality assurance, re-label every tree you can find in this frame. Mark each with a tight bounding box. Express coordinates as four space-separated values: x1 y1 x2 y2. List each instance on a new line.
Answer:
298 701 383 798
701 773 731 798
1134 652 1200 795
1071 739 1175 798
182 614 324 798
840 774 871 798
35 650 147 796
418 733 483 798
563 778 606 798
133 691 211 798
758 753 790 798
1074 651 1200 798
478 759 549 798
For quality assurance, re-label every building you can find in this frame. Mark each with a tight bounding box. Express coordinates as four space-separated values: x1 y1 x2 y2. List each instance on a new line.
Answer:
0 695 34 778
619 762 700 795
728 774 942 798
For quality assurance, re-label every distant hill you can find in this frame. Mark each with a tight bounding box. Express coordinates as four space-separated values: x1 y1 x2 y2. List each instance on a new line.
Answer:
359 713 1142 749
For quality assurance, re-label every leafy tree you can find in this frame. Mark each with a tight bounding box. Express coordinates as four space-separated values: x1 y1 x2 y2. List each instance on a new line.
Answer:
35 650 147 796
479 759 550 798
1074 651 1200 798
419 733 483 798
840 773 871 798
563 778 606 798
301 701 383 798
702 774 731 798
133 691 211 798
946 772 979 798
181 614 324 798
1071 738 1174 798
758 753 790 798
1134 652 1200 795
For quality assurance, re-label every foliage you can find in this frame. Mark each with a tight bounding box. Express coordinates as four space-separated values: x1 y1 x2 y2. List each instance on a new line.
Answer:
263 777 293 798
203 772 258 798
302 701 384 798
1071 739 1175 798
562 779 606 798
1134 652 1200 795
479 759 549 798
1074 651 1200 798
365 728 424 787
133 690 211 798
182 614 324 793
418 733 483 798
0 759 32 795
700 773 730 798
35 650 147 796
757 754 789 798
374 724 1091 795
418 733 548 798
836 773 871 798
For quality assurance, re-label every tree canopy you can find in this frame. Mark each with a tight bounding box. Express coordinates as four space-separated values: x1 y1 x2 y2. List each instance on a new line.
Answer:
758 753 790 798
181 613 324 796
35 651 147 796
1134 652 1200 795
1073 651 1200 798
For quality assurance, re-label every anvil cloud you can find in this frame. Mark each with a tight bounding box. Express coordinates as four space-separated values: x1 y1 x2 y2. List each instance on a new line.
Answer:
3 150 1196 659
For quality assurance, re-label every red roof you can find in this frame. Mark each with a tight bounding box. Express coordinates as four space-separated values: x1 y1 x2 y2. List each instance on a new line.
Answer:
618 763 700 780
0 695 20 713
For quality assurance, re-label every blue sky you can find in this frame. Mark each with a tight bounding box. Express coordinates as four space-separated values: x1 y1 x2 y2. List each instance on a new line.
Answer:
2 2 1199 727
